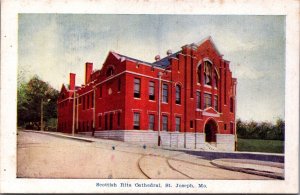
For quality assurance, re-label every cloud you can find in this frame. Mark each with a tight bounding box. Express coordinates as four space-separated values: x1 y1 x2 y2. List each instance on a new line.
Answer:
215 32 263 54
233 63 264 80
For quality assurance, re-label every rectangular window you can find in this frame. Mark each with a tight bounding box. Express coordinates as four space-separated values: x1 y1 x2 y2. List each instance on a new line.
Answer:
224 71 227 104
162 115 168 131
109 113 113 130
149 81 155 100
196 91 201 109
224 124 227 130
105 114 108 130
83 96 85 110
190 63 193 98
134 78 141 98
214 95 218 111
190 120 194 128
148 114 155 130
98 115 102 128
99 85 102 98
87 120 90 131
162 84 168 103
118 78 121 92
79 97 82 104
133 112 140 130
175 85 181 104
204 93 212 109
91 93 94 108
230 98 234 112
117 112 121 127
87 95 89 109
175 117 181 132
230 122 234 133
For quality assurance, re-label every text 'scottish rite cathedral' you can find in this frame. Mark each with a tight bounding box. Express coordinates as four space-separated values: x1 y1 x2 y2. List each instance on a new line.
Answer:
57 36 237 151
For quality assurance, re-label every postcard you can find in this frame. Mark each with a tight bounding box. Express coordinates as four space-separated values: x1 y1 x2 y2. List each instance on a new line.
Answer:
0 0 299 193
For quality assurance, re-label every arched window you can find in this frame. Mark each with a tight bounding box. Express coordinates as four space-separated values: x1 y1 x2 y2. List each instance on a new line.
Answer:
175 85 181 104
204 61 212 86
230 97 234 112
197 65 201 84
214 70 218 88
106 66 114 77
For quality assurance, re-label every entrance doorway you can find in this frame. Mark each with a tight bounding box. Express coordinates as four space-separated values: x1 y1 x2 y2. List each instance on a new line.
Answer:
204 119 218 142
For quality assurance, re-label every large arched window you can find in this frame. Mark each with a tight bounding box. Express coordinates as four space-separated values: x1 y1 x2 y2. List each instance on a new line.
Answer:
175 84 181 104
204 61 212 86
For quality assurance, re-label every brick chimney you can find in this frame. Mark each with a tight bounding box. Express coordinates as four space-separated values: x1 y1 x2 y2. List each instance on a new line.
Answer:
85 62 93 84
69 73 76 90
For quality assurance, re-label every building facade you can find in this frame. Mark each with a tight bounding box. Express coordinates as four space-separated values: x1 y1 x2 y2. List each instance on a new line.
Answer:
57 37 237 151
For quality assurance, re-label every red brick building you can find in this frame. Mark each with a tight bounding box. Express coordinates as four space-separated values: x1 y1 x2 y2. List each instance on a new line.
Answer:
57 36 237 151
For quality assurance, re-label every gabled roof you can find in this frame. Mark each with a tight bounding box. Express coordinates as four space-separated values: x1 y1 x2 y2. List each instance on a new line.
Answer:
60 83 69 91
193 36 221 56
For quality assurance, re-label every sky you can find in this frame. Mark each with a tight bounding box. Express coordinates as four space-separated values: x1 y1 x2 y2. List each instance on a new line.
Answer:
18 14 285 123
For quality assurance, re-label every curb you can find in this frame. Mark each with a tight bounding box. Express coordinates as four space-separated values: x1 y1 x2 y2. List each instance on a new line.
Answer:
21 130 94 143
210 160 284 180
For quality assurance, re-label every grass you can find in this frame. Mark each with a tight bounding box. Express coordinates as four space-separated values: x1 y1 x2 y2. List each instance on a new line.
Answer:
237 138 284 154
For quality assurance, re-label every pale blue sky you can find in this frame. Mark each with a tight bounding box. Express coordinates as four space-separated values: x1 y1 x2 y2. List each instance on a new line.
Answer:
18 14 285 123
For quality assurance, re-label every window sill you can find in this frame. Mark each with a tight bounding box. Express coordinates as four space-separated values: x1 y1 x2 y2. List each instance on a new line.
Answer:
196 108 202 111
162 102 168 104
149 100 156 102
175 103 181 106
134 98 141 100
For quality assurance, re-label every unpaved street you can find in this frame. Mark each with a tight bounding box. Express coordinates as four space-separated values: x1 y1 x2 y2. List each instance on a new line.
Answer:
17 131 282 179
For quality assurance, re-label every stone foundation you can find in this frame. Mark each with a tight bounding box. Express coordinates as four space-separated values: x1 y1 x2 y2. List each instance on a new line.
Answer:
90 130 235 151
216 134 236 151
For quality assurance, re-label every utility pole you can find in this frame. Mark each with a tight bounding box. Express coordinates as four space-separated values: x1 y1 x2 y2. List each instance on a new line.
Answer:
234 81 238 151
92 87 96 137
72 91 76 136
157 72 163 146
76 93 79 130
41 99 43 131
41 98 50 131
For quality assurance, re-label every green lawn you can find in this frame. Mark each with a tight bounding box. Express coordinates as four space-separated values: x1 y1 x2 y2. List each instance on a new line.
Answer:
237 138 284 153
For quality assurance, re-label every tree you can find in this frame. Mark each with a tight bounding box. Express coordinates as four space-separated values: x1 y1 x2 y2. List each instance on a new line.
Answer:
237 118 285 140
17 75 59 129
275 118 285 140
